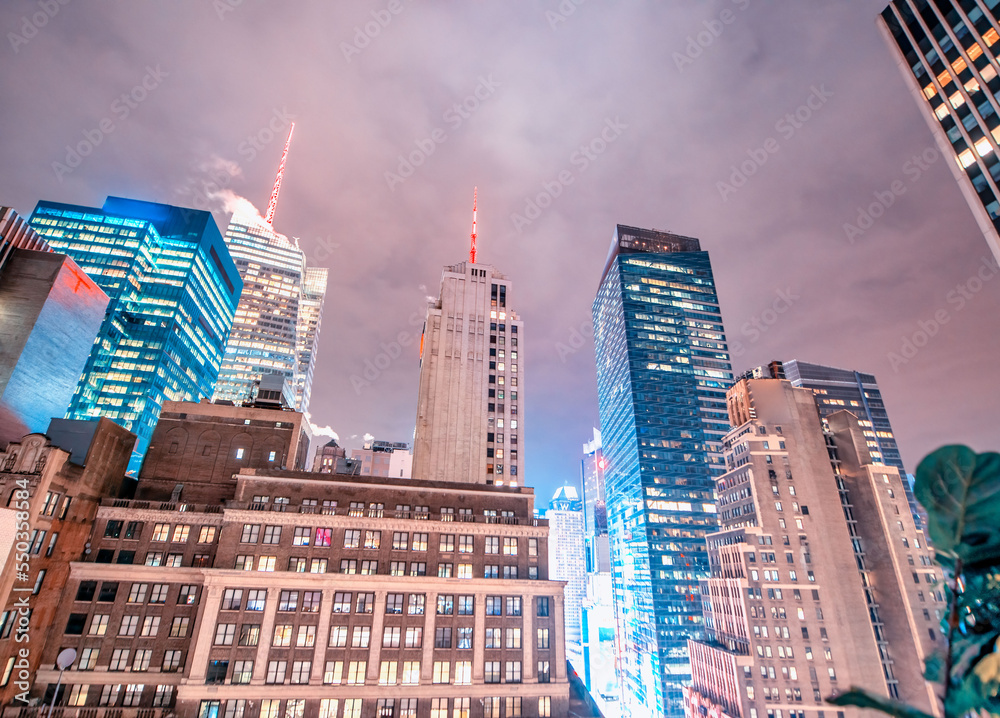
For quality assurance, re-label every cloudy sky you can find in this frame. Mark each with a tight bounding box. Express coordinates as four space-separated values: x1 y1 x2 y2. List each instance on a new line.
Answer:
2 1 997 504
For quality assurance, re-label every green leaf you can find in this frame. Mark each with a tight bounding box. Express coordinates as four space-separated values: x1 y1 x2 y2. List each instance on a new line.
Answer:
826 688 934 718
944 664 1000 718
915 446 1000 568
951 633 1000 681
924 652 945 683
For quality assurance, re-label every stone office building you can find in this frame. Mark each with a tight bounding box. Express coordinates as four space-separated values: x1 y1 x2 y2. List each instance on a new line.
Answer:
35 473 568 718
684 378 942 718
18 402 570 718
0 418 135 708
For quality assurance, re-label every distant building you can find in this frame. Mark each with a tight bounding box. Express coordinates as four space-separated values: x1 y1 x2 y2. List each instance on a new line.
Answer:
593 225 733 718
413 217 524 486
578 430 619 709
0 418 135 708
581 572 618 702
580 428 609 574
351 439 413 479
212 202 328 414
684 377 942 718
879 0 1000 263
314 438 347 471
547 485 586 656
28 197 242 474
0 207 108 446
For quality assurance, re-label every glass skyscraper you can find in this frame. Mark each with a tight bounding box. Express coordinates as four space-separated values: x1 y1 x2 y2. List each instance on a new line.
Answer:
28 197 242 473
212 203 327 414
879 0 1000 263
592 225 733 718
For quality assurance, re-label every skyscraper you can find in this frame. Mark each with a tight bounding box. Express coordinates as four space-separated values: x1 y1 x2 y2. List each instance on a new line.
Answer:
546 485 587 655
684 377 942 718
879 1 1000 263
28 197 242 473
413 194 524 485
592 225 733 718
0 207 109 446
581 428 610 573
748 359 922 526
212 201 328 414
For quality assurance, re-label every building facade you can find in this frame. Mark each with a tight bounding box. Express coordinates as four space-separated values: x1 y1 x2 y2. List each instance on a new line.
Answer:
748 360 922 526
137 399 308 504
212 203 328 415
22 467 569 718
0 419 135 707
351 440 413 480
580 429 609 574
28 197 242 474
314 439 353 475
0 207 109 447
413 261 523 486
684 378 942 718
545 487 586 657
879 0 1000 263
592 225 733 718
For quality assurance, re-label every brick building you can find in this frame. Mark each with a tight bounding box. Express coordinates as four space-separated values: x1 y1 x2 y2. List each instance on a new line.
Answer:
30 472 568 717
137 400 308 504
684 378 942 718
0 418 135 707
6 402 570 718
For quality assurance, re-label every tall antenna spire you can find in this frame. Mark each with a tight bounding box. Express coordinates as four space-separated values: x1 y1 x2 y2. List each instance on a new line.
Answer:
470 186 478 264
265 122 295 226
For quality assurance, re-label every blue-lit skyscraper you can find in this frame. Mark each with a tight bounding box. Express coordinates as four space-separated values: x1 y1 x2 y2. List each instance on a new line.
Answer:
28 197 242 473
592 225 733 718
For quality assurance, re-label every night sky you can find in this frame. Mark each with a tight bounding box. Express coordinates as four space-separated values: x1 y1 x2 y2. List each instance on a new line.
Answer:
2 1 997 506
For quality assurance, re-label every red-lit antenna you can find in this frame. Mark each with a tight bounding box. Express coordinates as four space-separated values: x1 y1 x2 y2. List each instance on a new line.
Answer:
265 122 295 226
470 186 478 264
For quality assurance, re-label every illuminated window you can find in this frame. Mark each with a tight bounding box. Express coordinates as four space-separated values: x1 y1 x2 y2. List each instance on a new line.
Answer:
958 148 977 168
975 137 993 157
985 28 999 46
949 91 965 109
937 69 953 86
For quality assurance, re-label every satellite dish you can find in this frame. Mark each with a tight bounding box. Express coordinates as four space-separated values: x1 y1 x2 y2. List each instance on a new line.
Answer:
55 648 76 671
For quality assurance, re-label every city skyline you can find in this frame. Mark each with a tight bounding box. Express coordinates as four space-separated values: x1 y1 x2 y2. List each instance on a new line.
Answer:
1 2 997 503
